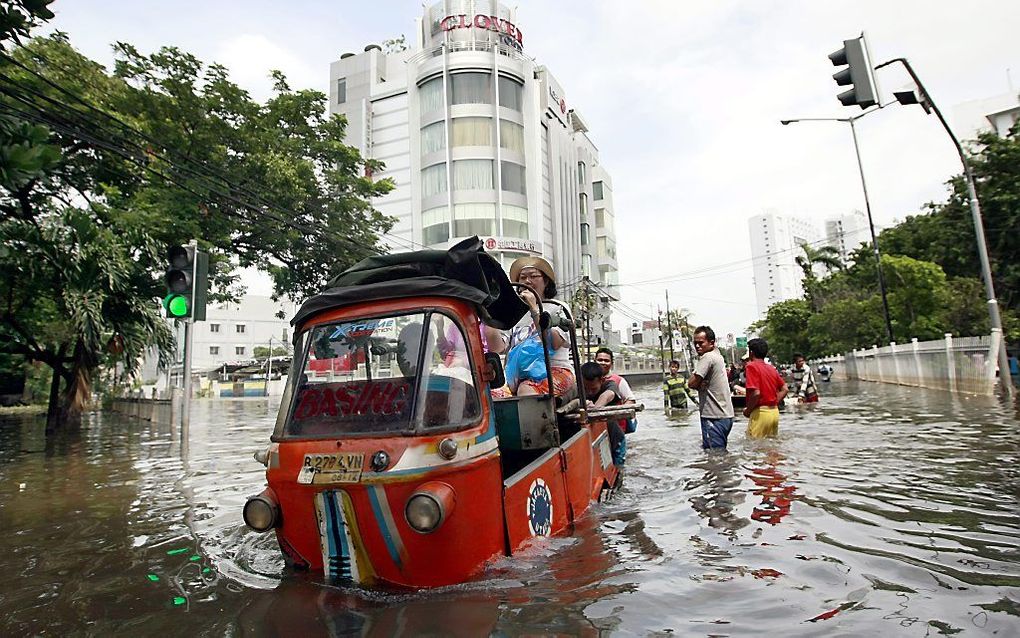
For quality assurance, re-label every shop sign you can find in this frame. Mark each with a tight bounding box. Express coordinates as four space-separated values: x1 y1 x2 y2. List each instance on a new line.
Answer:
440 14 524 51
548 84 566 114
483 236 540 254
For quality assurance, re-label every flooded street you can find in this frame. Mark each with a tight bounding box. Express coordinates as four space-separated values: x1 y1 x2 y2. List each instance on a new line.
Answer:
1 380 1018 636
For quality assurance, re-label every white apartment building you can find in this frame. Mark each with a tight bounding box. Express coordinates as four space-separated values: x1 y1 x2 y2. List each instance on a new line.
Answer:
953 91 1020 140
749 209 874 317
328 0 620 342
184 296 298 372
824 209 869 264
748 210 823 317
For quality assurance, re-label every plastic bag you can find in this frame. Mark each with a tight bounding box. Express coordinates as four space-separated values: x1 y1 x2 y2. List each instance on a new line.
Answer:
505 334 548 390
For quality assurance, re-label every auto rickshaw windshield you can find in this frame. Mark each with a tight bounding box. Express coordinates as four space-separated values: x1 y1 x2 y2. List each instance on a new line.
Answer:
282 310 482 438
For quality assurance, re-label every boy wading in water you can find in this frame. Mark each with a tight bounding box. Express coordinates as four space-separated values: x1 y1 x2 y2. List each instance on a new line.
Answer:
743 338 788 438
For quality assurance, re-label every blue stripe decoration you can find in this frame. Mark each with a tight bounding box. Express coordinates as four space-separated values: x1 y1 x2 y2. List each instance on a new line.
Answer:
367 486 402 568
323 491 352 582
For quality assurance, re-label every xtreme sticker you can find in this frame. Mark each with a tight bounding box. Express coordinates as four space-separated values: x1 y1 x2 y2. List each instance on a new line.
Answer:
527 478 552 536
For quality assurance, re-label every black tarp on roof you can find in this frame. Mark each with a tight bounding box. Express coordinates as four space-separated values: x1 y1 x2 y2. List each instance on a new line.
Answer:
291 237 529 330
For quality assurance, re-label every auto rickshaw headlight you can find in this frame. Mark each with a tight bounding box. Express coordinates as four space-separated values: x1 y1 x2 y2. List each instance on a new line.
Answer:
404 482 455 534
243 489 280 532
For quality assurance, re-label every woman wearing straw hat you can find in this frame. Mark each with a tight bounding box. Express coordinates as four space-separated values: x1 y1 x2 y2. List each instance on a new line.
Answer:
506 256 576 397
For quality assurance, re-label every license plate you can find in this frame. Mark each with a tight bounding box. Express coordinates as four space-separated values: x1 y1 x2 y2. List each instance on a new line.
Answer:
297 453 364 484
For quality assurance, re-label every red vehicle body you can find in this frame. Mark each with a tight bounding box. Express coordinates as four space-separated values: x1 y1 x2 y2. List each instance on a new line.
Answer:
244 242 631 589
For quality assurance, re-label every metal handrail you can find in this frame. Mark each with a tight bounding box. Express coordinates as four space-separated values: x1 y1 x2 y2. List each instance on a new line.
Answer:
406 41 528 64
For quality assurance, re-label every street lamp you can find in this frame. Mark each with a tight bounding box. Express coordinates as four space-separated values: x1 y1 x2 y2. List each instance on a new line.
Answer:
780 112 895 344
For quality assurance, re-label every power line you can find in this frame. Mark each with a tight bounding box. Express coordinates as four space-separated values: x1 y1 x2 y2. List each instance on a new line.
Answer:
0 51 425 253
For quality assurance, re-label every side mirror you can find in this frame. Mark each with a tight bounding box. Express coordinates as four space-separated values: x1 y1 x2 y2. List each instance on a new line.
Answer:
483 351 506 388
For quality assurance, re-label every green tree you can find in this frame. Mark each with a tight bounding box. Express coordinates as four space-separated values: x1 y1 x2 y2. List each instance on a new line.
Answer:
0 35 393 429
878 124 1020 313
753 299 811 362
794 241 842 310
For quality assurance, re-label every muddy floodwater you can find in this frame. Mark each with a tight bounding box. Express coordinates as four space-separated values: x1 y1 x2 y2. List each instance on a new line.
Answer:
1 380 1018 636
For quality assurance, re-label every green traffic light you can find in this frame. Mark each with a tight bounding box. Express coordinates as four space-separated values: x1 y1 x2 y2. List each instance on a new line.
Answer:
164 294 190 317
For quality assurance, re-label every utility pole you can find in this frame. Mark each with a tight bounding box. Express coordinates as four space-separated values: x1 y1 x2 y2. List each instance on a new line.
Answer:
876 57 1014 398
664 289 675 364
780 113 894 344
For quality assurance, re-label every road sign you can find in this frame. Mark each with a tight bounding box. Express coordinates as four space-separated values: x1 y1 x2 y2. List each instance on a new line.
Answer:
736 336 748 348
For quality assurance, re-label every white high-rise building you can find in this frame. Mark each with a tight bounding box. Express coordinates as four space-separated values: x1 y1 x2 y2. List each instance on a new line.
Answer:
749 209 876 317
825 209 869 264
953 91 1020 140
327 0 620 343
748 210 823 317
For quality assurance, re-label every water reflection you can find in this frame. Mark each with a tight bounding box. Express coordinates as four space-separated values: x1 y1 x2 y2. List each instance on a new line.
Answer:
1 381 1019 635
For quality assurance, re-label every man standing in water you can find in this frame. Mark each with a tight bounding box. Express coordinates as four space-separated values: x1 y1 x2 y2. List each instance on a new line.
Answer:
688 326 735 449
743 338 788 438
791 353 819 403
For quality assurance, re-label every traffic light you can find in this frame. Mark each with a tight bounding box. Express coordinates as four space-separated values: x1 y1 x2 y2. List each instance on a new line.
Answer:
829 35 878 109
163 245 208 320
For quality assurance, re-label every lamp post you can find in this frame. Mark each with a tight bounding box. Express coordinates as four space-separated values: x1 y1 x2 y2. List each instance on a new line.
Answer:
874 57 1013 397
780 113 895 344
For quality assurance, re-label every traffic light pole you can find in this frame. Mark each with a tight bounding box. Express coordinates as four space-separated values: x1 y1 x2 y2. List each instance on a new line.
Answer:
847 115 896 345
780 112 895 344
181 318 193 430
875 57 1014 397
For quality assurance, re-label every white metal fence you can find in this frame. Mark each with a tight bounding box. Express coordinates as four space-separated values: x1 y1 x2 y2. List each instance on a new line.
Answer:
829 332 1002 395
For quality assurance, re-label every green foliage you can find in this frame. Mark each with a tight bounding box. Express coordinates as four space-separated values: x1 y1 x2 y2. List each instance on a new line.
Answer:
754 125 1020 359
754 299 811 362
0 0 54 49
0 34 394 427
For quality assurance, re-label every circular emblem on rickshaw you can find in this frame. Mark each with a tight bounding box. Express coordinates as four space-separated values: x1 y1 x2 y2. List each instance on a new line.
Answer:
527 478 552 536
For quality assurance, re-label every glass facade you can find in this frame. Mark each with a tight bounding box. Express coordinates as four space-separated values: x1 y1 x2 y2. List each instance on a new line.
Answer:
498 76 523 111
422 164 448 198
451 72 491 105
421 121 446 156
500 119 524 153
500 161 526 195
451 117 493 147
452 159 494 190
419 77 443 114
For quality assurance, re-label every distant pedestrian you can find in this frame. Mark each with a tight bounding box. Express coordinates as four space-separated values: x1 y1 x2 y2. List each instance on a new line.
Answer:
663 359 693 411
743 338 788 438
688 326 734 449
791 353 819 403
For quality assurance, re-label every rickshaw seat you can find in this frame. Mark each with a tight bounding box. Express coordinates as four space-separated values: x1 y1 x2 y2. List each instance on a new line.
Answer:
493 394 560 450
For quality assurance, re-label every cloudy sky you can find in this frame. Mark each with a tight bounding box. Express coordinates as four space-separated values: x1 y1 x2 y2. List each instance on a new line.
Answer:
43 1 1020 339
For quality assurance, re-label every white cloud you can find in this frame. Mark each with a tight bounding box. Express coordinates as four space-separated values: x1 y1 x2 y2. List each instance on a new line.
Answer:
215 33 322 100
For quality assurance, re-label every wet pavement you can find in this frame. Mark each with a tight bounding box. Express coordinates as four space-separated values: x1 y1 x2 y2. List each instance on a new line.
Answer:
0 380 1018 636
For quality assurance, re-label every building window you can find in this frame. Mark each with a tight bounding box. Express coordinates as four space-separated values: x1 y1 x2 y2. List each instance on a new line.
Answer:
593 181 604 200
422 206 451 245
502 205 528 238
579 193 588 217
419 77 444 114
235 346 246 356
580 222 590 246
500 161 526 195
453 203 497 237
209 346 220 355
210 323 220 333
336 78 346 104
452 159 494 190
577 161 586 185
236 324 246 334
582 253 592 277
451 117 492 147
420 121 446 156
595 207 607 228
421 163 448 198
498 76 523 111
451 72 491 105
499 119 524 153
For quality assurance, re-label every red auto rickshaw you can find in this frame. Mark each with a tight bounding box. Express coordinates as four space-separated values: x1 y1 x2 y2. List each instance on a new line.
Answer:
244 238 635 588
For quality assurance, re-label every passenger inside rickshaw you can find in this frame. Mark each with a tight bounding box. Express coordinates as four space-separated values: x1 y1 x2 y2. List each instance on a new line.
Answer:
285 311 481 437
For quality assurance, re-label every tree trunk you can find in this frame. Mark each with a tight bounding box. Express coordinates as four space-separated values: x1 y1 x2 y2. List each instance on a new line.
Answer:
45 363 62 434
56 340 94 430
